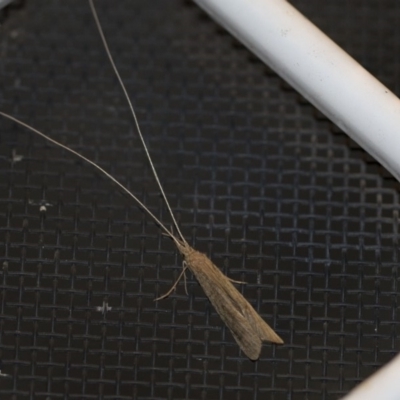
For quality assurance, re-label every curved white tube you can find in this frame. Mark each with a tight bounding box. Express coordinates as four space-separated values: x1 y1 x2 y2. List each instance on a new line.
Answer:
0 0 14 9
193 0 400 181
341 353 400 400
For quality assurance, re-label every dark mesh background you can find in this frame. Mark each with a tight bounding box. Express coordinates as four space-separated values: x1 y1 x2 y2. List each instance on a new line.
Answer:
0 0 399 399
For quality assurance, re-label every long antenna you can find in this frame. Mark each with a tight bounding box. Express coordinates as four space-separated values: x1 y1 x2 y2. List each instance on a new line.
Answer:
88 0 187 245
0 111 185 247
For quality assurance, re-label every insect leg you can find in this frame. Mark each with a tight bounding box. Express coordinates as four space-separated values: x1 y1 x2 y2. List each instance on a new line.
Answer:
154 262 189 301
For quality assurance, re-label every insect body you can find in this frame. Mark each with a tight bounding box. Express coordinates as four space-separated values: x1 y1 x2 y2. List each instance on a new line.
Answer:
0 0 283 360
177 241 283 360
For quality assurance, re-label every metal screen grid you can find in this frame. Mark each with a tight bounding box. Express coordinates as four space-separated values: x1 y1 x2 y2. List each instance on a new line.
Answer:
0 0 399 399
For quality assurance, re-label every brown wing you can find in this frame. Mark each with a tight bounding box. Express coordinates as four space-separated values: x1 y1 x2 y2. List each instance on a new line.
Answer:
183 246 283 360
219 306 264 360
243 300 284 344
204 279 264 360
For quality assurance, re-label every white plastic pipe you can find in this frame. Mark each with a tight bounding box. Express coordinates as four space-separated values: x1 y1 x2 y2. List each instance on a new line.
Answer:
192 0 400 397
341 353 400 400
0 0 14 9
193 0 400 182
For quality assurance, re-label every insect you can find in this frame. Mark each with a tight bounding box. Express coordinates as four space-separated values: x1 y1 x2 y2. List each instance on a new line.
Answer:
0 0 283 360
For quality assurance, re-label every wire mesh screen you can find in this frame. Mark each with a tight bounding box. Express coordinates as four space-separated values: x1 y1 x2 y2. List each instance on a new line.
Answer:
1 0 399 398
